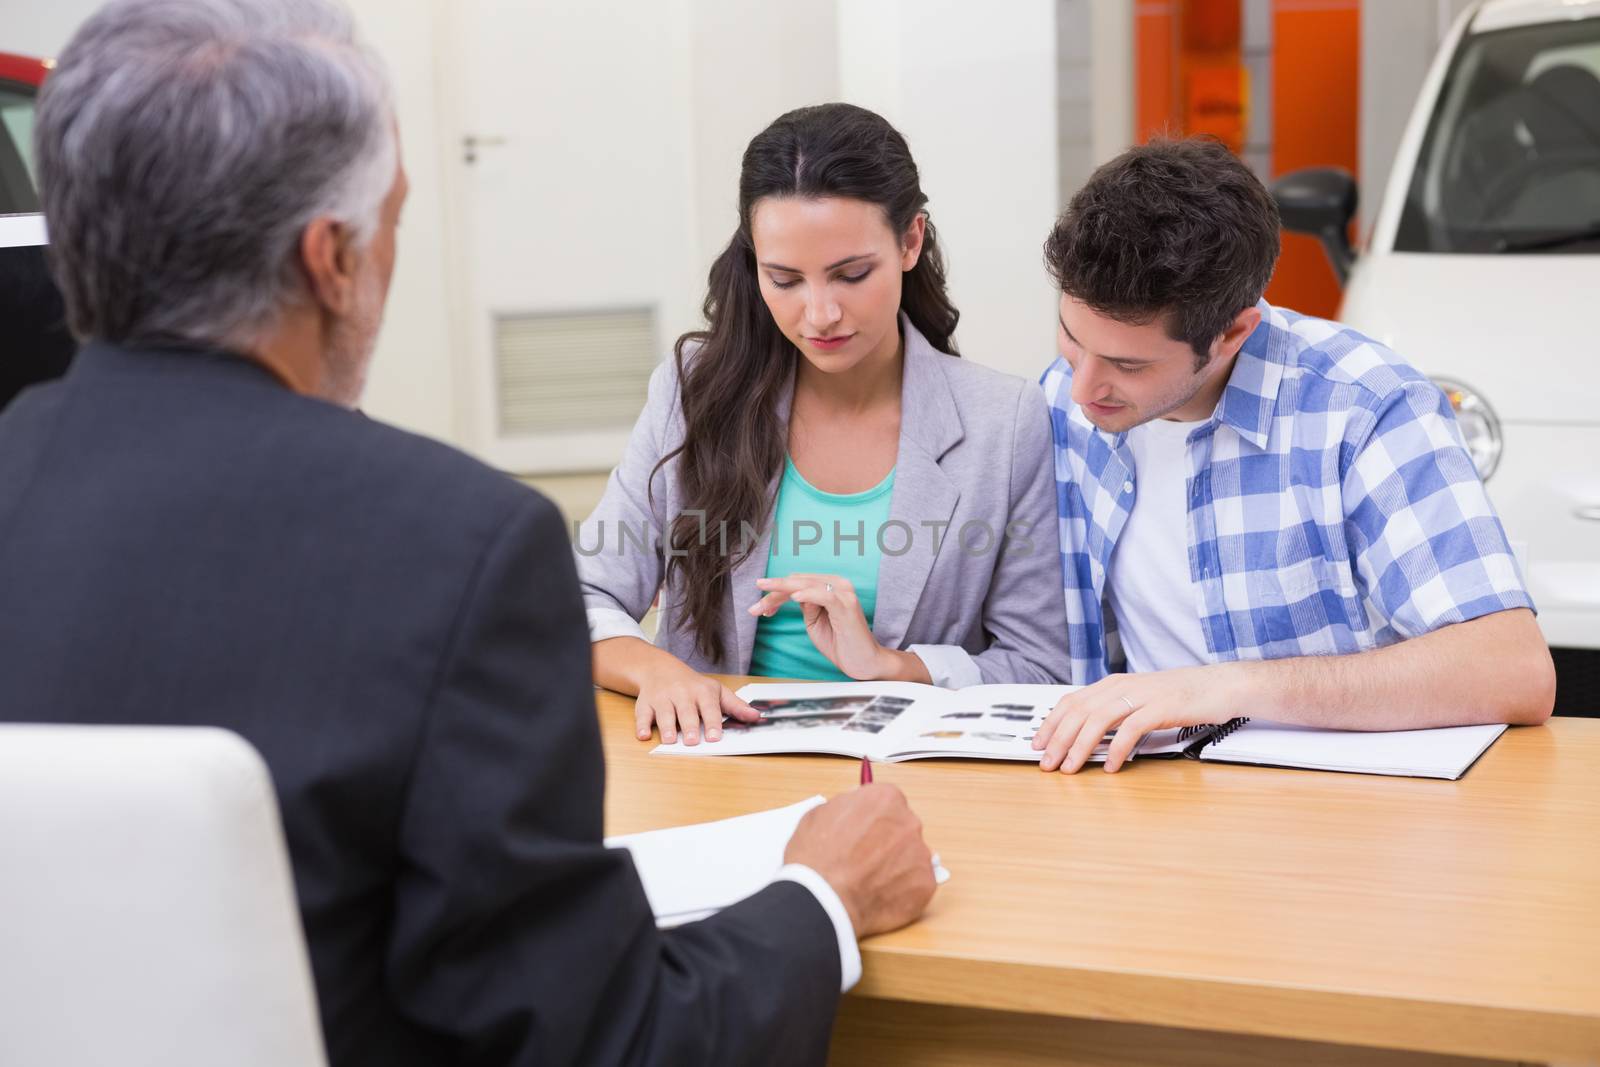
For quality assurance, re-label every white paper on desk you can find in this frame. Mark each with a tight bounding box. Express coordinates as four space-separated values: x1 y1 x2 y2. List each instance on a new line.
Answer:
606 795 950 928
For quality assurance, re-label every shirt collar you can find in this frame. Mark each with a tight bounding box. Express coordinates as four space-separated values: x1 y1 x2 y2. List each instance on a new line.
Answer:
69 338 286 389
1212 298 1286 450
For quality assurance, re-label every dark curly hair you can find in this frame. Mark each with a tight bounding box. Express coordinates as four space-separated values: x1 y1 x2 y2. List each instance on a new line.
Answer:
1043 138 1280 369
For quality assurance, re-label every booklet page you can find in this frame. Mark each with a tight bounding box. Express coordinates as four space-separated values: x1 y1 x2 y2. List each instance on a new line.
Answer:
881 684 1207 762
651 681 1216 764
652 681 948 759
878 684 1074 761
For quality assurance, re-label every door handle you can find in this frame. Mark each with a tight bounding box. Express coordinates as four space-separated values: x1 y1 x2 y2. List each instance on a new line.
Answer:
462 135 508 164
1574 505 1600 522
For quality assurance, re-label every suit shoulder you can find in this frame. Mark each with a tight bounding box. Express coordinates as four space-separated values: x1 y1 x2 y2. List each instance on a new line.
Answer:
291 404 556 532
934 355 1040 421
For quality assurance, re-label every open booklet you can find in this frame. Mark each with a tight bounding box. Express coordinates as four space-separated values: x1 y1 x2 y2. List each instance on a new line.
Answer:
651 681 1213 764
651 681 1511 780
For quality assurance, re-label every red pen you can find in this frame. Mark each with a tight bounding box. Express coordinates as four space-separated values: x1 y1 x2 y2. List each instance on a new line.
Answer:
859 756 873 785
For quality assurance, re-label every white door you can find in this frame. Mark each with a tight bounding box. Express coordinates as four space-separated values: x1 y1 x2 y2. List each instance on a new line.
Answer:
438 0 704 474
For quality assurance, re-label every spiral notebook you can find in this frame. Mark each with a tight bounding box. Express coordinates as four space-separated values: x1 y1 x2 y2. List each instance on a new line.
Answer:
1186 718 1508 780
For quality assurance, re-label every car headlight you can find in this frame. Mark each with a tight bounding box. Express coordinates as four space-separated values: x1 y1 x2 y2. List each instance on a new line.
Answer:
1432 377 1502 481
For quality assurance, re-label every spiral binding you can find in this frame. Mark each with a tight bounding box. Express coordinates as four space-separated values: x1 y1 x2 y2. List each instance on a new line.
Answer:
1180 716 1250 757
1208 717 1250 743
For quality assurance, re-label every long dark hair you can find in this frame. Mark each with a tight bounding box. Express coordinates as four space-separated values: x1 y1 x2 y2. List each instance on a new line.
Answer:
657 102 961 663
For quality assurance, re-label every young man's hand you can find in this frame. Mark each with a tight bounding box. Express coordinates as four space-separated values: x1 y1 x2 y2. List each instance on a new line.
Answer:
1032 664 1247 773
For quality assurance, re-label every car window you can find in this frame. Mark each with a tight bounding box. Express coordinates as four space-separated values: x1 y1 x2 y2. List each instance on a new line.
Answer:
0 82 40 214
1527 40 1600 82
1395 18 1600 253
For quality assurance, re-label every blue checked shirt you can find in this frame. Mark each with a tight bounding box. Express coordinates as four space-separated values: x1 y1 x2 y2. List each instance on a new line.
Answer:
1042 300 1534 684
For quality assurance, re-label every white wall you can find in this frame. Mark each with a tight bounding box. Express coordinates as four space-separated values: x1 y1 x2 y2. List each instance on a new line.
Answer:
1057 0 1135 202
446 0 1061 454
1088 0 1134 169
0 3 86 58
1058 0 1095 205
838 0 1060 382
0 0 461 441
344 0 456 442
14 0 1511 472
6 0 1063 452
687 0 839 283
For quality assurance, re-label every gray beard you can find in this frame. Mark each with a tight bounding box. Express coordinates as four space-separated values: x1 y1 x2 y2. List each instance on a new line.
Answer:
319 275 383 408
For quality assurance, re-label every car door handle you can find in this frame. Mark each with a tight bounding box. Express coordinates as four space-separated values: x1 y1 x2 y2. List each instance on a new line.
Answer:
1575 505 1600 522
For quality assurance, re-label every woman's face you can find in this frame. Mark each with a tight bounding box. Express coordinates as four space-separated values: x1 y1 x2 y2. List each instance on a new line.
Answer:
749 195 924 375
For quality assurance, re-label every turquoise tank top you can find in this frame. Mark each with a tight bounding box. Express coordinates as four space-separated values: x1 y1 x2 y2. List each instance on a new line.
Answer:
748 457 895 681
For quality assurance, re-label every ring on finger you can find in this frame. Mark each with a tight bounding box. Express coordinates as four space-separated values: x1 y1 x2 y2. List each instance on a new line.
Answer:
1119 695 1136 713
825 582 833 593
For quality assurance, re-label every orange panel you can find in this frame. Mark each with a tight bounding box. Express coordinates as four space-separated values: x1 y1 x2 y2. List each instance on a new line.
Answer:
1136 4 1180 142
1184 0 1240 48
1266 1 1361 317
1183 63 1246 153
1135 1 1359 317
1181 0 1245 153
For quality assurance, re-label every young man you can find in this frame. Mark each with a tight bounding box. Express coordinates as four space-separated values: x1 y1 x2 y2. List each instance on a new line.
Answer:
1033 139 1554 773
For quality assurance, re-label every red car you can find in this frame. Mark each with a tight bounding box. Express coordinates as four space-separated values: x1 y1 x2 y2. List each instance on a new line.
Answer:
0 52 50 215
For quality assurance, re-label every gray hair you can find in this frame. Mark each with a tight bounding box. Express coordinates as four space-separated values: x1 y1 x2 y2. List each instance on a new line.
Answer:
35 0 397 348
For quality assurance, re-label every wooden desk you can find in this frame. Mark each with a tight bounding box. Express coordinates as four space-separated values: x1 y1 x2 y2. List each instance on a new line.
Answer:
598 684 1600 1067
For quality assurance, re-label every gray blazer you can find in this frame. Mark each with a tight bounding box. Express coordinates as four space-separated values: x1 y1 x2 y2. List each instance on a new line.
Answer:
575 317 1071 685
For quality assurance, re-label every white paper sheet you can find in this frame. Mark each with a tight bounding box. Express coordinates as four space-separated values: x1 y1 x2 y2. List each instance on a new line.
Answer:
607 795 950 927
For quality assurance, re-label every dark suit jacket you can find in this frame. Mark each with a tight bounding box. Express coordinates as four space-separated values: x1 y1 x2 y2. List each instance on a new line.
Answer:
0 241 75 415
0 342 841 1066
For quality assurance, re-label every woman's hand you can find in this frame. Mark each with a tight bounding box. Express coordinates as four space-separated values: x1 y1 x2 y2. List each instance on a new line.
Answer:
749 574 926 682
634 658 761 745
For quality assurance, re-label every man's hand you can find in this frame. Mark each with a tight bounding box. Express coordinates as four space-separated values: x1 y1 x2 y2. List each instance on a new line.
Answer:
783 783 937 937
1032 664 1245 773
1032 610 1554 772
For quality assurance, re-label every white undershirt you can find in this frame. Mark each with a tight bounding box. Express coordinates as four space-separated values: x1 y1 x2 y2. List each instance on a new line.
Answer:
1106 416 1211 673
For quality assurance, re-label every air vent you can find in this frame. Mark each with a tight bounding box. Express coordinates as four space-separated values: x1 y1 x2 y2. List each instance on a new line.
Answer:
494 307 657 436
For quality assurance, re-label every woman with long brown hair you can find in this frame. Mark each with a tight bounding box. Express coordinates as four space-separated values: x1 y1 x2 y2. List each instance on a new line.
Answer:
576 103 1068 745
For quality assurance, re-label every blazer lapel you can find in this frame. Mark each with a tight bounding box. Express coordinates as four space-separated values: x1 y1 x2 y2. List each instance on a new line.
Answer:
873 318 963 651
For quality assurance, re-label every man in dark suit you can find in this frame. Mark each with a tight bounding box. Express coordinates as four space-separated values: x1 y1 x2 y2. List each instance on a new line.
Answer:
0 2 937 1064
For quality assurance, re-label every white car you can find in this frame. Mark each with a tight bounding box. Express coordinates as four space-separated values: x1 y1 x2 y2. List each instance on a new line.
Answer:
1275 0 1600 709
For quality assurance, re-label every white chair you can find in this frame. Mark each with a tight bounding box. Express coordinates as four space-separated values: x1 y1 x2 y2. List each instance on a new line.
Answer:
0 725 328 1067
